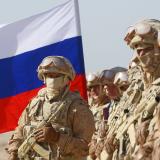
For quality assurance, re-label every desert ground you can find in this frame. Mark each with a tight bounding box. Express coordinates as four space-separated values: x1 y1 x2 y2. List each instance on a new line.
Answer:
0 132 12 160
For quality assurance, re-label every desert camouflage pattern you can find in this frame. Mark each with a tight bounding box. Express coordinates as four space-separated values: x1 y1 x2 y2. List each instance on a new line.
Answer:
5 19 160 160
8 87 95 160
93 69 128 160
87 96 110 160
88 103 110 160
99 63 143 160
87 72 110 160
8 55 95 160
102 19 160 160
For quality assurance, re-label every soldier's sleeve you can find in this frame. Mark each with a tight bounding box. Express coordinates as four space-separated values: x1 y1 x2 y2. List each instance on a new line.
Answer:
57 100 95 157
7 104 30 153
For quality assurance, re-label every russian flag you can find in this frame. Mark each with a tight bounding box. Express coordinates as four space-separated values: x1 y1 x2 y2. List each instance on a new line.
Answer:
0 0 87 133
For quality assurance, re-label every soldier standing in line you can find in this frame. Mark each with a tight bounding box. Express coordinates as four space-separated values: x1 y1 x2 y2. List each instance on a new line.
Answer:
87 72 110 160
88 68 127 160
129 19 160 160
99 69 129 160
7 56 95 160
103 64 143 160
87 73 109 108
116 19 160 160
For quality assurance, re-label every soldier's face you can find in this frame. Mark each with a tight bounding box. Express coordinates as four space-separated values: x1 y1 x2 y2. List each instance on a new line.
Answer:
89 85 101 100
117 84 129 96
44 72 68 90
135 43 154 57
104 84 119 100
134 42 160 71
45 72 63 78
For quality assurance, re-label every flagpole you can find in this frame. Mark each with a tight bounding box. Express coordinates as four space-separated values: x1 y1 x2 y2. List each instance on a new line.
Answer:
73 0 81 35
72 0 87 99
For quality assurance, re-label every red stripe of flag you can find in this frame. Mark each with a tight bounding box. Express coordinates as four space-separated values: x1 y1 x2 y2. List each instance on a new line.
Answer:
0 75 87 133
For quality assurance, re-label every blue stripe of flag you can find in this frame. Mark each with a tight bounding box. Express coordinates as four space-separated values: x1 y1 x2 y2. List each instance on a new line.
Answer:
0 36 85 98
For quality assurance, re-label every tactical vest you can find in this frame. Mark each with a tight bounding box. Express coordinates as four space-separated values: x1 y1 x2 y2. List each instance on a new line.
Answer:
90 104 108 132
22 89 83 160
100 75 143 160
115 78 160 160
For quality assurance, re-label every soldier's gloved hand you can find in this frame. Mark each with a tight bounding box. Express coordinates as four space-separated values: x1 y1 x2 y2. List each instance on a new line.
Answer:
8 134 14 145
34 126 60 143
133 143 153 160
98 121 108 138
8 152 18 160
104 134 117 154
95 139 104 157
88 139 97 160
142 142 153 155
135 120 150 145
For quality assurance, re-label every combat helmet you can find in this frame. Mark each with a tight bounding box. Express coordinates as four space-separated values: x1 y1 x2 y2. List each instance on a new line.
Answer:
124 19 160 49
99 69 115 85
37 56 75 81
99 67 127 85
86 72 101 89
114 71 129 92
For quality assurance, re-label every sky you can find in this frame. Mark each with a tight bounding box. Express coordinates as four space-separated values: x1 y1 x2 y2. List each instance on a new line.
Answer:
0 0 160 73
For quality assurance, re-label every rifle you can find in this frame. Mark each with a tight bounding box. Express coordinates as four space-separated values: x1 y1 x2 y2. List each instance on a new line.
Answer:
18 101 66 160
116 95 160 140
114 95 160 159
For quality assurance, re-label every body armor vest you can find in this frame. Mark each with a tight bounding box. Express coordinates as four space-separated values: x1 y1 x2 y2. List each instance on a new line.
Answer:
23 89 82 160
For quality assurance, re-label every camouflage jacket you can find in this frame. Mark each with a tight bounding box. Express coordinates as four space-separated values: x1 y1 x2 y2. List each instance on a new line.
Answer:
8 88 95 160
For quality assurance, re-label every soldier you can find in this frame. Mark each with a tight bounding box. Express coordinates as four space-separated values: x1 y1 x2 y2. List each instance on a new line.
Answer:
86 73 100 106
100 68 127 116
114 71 129 97
117 19 160 160
99 69 129 160
7 56 95 160
87 72 110 160
106 65 143 160
87 73 109 107
86 72 110 123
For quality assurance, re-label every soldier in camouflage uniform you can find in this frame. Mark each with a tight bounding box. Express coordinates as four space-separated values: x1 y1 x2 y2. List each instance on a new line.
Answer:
87 68 127 160
129 19 160 160
87 73 109 107
99 69 130 160
100 68 128 125
128 56 143 85
87 72 110 160
101 67 127 101
115 19 160 160
111 57 144 160
7 56 95 160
